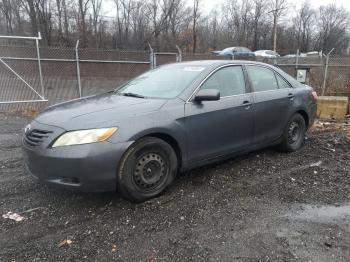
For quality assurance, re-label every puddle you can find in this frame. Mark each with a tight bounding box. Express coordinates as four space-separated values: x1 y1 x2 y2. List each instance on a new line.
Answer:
286 203 350 223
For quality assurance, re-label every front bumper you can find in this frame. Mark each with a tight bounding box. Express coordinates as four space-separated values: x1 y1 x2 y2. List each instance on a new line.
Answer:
22 121 133 192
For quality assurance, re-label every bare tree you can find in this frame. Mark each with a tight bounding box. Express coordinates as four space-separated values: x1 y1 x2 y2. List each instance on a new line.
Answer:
114 0 137 48
146 0 176 50
114 0 123 48
55 0 64 45
192 0 200 53
0 0 14 35
91 0 102 48
78 0 90 47
207 10 220 50
252 0 266 50
292 2 314 52
12 0 24 34
22 0 38 36
61 0 70 45
121 0 133 46
222 0 243 47
168 0 190 43
129 1 148 49
269 0 287 51
315 4 349 53
0 0 349 53
0 0 24 35
36 0 53 45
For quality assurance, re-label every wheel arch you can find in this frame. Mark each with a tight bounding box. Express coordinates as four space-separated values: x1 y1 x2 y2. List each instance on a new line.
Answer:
141 133 183 170
128 129 185 170
295 109 309 129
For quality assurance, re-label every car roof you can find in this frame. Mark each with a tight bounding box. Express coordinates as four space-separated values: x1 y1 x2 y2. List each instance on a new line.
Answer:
223 46 250 50
255 50 276 52
163 60 274 68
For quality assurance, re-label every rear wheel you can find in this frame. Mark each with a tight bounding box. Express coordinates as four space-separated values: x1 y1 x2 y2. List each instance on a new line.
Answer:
280 113 306 152
117 137 177 202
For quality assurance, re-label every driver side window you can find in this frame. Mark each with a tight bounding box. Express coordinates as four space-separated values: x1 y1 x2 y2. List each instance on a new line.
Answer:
200 66 246 97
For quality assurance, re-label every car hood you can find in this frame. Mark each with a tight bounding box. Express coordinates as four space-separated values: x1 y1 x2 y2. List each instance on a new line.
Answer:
35 92 167 130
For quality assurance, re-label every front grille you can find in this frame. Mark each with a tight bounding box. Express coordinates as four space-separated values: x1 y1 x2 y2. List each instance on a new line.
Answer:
24 129 52 146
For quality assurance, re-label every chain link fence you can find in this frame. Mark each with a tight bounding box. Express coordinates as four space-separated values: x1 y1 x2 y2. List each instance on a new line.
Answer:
0 36 46 112
0 40 349 113
257 54 350 107
0 41 151 112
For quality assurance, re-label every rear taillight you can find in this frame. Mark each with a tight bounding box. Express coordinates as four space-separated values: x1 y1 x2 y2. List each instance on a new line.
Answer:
311 91 318 103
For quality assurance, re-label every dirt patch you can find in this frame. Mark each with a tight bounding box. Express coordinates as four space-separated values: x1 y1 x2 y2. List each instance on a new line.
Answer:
0 115 349 261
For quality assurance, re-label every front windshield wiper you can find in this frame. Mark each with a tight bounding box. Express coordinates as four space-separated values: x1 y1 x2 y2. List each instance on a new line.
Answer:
120 92 145 98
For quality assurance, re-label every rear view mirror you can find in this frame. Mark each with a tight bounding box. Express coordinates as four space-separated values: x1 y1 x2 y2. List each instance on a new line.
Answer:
194 89 220 102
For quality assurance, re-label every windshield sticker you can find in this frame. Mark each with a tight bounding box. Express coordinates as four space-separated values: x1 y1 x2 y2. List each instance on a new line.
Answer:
183 67 205 72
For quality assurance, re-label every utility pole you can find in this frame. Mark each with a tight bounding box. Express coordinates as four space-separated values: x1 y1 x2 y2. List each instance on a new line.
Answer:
273 10 277 52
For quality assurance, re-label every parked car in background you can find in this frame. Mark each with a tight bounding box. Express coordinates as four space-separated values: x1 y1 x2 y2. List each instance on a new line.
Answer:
212 47 255 58
305 51 323 57
23 60 317 202
284 53 306 58
254 50 280 58
284 51 322 58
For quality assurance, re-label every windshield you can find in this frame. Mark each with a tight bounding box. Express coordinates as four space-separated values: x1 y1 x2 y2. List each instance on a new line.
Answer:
222 47 234 53
241 47 251 52
117 65 205 99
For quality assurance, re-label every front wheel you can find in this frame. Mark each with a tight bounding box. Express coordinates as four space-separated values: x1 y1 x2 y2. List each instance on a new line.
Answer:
280 113 306 152
117 137 178 202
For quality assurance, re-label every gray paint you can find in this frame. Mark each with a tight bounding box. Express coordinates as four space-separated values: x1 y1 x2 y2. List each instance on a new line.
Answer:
23 60 317 192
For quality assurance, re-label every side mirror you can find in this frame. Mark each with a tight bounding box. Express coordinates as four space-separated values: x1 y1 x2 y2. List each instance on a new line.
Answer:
194 89 220 102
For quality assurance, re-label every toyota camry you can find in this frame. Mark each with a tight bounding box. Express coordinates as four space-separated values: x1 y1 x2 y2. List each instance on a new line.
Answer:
23 60 317 202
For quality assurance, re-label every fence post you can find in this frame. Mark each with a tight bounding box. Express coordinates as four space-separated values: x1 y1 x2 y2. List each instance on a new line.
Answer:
295 49 299 70
36 32 45 99
148 43 154 69
75 40 82 97
154 54 157 68
322 48 335 96
176 45 182 62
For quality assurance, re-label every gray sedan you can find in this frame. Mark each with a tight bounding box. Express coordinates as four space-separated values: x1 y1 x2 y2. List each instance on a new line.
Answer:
212 47 255 58
23 60 317 202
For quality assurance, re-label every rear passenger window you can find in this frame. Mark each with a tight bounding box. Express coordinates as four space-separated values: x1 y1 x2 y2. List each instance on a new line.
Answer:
246 66 278 92
201 66 246 97
275 73 291 89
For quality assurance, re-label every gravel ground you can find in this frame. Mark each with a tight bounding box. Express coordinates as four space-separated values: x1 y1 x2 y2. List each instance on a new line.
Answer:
0 113 349 262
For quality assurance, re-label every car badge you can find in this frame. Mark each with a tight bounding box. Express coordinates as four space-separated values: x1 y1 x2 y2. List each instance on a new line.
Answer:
24 124 31 134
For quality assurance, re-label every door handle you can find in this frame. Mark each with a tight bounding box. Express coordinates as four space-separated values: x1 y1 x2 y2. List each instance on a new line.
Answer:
242 100 252 109
287 93 295 99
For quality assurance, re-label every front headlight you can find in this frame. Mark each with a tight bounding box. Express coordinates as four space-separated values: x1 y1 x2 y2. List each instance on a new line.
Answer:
52 127 118 148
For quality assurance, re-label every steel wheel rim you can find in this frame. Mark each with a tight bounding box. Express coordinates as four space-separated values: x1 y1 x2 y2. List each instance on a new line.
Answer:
288 121 301 144
133 153 167 192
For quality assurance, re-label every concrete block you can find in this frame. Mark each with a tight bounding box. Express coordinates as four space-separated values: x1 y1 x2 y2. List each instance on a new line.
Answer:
317 96 349 120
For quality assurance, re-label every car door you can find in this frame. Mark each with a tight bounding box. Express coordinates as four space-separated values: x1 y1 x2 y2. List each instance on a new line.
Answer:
245 65 295 145
240 47 252 57
234 47 246 57
184 65 254 163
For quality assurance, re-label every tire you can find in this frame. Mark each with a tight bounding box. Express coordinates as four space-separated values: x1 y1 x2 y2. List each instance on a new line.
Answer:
117 137 178 203
280 113 306 152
